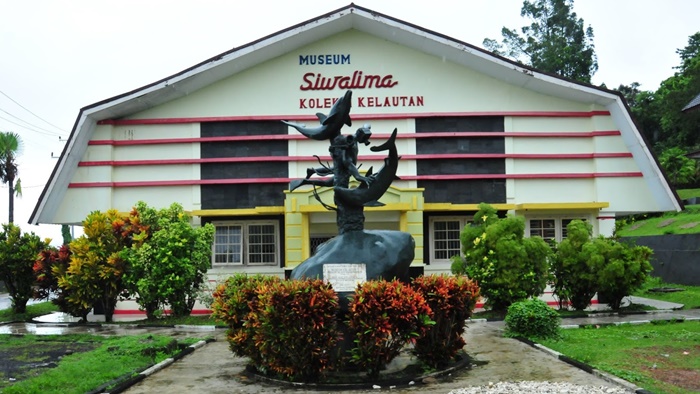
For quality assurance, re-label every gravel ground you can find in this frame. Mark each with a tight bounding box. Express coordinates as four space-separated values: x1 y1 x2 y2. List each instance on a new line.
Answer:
449 381 632 393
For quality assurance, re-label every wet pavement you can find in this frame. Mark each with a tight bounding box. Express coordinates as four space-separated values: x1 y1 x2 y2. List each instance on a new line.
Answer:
2 295 699 393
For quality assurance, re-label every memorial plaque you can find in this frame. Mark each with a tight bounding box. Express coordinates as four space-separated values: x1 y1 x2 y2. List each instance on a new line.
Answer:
323 264 367 292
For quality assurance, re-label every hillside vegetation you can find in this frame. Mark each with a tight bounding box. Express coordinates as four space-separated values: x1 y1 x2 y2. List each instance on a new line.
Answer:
616 188 700 237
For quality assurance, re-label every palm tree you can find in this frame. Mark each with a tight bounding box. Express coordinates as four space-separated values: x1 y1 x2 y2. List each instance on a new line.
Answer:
0 132 22 223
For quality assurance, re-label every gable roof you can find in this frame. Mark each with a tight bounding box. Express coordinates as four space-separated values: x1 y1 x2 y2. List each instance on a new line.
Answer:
29 3 683 224
683 92 700 112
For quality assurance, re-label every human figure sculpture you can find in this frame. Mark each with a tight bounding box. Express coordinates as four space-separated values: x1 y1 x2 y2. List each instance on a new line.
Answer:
285 90 400 234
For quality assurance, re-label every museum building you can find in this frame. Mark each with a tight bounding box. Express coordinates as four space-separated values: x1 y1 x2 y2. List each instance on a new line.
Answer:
30 4 682 298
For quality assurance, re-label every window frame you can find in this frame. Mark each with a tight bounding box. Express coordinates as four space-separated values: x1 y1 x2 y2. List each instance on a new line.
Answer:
428 216 472 264
525 216 589 243
211 220 279 267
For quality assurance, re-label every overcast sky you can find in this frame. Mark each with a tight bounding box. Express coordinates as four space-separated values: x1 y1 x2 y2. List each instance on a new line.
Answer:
1 0 698 243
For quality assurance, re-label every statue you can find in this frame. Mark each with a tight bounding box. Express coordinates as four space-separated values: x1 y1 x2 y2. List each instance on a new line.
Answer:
286 90 414 289
285 90 400 234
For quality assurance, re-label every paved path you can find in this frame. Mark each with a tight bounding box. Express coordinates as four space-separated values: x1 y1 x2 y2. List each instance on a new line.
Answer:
2 295 699 393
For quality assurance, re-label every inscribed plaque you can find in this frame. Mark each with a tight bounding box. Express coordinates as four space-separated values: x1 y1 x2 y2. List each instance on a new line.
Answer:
323 264 367 292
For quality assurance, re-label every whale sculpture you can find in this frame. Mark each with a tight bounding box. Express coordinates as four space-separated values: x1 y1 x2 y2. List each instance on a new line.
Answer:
281 90 353 141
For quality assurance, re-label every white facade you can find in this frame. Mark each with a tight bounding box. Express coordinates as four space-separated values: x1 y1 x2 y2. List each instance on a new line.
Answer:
31 5 680 306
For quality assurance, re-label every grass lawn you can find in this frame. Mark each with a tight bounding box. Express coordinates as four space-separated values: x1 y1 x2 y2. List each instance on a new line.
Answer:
633 276 700 309
676 188 700 200
115 314 222 326
616 206 700 237
539 321 700 394
0 334 203 394
0 301 59 323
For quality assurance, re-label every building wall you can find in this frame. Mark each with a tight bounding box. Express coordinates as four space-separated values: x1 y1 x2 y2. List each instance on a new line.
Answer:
56 28 670 280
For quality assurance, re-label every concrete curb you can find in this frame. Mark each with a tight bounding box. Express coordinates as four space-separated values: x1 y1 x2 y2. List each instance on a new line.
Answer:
95 339 215 394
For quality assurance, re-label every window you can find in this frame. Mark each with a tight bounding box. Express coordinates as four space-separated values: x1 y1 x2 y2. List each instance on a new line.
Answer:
529 219 556 243
429 216 471 263
527 217 587 243
310 235 334 255
212 221 279 266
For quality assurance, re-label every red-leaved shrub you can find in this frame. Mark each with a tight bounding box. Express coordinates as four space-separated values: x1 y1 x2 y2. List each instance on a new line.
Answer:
412 274 480 368
212 275 340 382
251 278 340 381
348 279 433 378
211 274 280 365
33 245 92 321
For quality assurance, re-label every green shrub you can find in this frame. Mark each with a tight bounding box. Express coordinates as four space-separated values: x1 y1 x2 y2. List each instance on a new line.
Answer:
412 274 480 368
211 274 280 365
0 224 49 313
452 203 552 311
504 299 560 340
551 220 599 310
596 240 653 310
252 279 340 381
348 279 433 378
121 202 215 318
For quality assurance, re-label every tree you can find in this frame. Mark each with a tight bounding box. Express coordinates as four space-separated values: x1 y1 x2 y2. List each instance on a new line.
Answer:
659 147 697 185
551 220 600 310
451 203 552 311
34 244 92 321
615 83 662 146
121 202 215 318
61 224 72 245
0 224 49 313
596 240 653 310
654 33 700 149
57 210 132 322
483 0 597 83
0 132 22 223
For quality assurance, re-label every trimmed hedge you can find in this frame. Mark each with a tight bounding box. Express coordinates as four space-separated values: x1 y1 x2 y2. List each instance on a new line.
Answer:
212 275 481 381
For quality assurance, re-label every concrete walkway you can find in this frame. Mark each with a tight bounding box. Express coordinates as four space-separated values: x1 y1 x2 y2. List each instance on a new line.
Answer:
1 295 699 393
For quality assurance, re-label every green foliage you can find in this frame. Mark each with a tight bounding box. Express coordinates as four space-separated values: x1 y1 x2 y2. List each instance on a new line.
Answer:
58 210 130 322
633 276 700 309
251 279 340 381
0 224 49 313
553 220 654 310
211 274 281 365
348 279 433 379
60 224 72 245
121 201 215 318
1 334 201 394
411 274 480 368
539 321 700 394
0 131 22 223
33 245 91 319
452 203 552 311
0 301 59 323
483 0 597 83
615 83 661 146
596 240 654 310
504 298 561 340
620 33 700 152
551 220 599 310
659 147 697 185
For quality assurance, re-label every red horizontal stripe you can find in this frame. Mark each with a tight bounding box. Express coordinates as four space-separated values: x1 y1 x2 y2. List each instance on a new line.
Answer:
96 110 611 126
68 172 643 188
78 152 634 167
402 172 643 180
88 130 622 146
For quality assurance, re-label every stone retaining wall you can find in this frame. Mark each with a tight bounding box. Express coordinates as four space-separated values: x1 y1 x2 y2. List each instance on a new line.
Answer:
621 234 700 285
